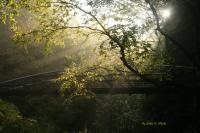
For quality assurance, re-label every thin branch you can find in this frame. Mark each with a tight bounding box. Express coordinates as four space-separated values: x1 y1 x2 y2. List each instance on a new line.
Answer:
99 39 109 48
53 25 104 33
24 25 104 41
51 1 109 34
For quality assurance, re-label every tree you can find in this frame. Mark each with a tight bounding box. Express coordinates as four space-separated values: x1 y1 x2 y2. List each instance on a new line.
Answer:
1 0 199 95
1 1 200 132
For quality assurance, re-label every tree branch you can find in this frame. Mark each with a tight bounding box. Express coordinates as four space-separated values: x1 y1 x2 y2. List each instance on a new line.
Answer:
49 1 187 89
119 45 160 88
54 26 104 33
146 0 200 69
53 1 108 34
60 1 161 87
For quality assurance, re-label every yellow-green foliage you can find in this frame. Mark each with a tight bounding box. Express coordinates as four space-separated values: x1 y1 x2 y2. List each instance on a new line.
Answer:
1 0 171 99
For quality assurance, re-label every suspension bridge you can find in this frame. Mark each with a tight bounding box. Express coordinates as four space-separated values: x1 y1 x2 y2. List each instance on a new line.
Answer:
0 65 195 96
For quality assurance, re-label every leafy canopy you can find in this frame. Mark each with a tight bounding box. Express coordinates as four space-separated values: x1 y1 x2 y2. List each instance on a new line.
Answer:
1 0 170 97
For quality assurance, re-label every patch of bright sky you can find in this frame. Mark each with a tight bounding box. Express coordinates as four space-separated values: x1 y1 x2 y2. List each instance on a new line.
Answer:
57 0 171 43
73 0 153 29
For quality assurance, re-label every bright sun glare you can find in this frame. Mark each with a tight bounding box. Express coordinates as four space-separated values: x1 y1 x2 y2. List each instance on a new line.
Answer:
161 8 171 19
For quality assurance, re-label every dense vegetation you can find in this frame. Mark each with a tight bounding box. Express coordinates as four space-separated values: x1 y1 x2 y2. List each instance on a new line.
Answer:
1 0 200 132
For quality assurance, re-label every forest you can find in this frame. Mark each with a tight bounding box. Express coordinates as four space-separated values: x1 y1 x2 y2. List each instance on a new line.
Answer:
0 0 200 132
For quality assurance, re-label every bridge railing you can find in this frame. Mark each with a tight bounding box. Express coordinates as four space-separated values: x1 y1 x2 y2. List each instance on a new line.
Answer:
0 65 195 96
